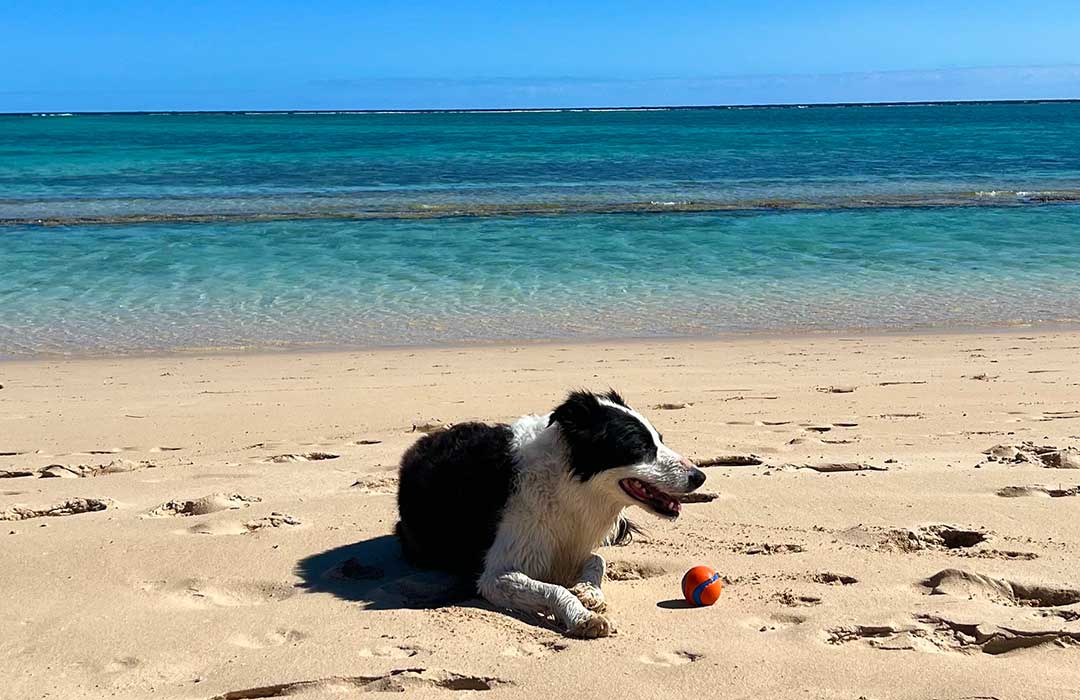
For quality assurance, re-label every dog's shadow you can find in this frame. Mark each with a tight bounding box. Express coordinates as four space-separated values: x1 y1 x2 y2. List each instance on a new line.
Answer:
295 534 477 610
296 535 565 634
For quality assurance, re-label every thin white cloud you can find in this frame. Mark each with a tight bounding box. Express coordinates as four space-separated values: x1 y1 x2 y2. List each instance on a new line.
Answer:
5 65 1079 111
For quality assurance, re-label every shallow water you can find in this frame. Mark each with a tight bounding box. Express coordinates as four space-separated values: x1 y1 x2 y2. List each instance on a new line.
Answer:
3 206 1080 355
2 104 1080 355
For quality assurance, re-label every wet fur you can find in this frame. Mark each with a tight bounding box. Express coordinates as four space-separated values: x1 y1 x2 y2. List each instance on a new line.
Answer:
396 390 705 637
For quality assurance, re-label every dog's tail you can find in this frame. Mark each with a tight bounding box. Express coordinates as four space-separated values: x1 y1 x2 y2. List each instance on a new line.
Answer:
605 514 645 546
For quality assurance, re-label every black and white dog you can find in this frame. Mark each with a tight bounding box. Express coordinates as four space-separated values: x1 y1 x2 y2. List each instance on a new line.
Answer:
396 390 706 638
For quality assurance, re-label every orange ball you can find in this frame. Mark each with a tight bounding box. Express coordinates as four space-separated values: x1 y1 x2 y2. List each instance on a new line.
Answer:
682 566 723 606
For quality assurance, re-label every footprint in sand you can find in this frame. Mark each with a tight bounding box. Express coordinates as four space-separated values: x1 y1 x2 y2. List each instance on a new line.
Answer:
188 512 301 535
876 524 990 552
996 485 1079 498
828 614 1080 655
262 452 339 463
350 474 399 495
358 644 424 659
187 520 254 536
0 497 110 521
923 569 1080 607
102 656 142 673
1037 410 1080 421
38 459 157 479
638 650 703 666
737 542 806 555
244 512 301 530
500 640 568 658
787 462 888 473
773 591 822 607
605 560 667 581
981 443 1080 469
151 579 298 609
694 454 763 467
812 572 858 585
847 524 1036 560
146 493 260 517
228 628 308 649
410 421 453 435
0 469 35 479
210 669 509 698
678 491 720 503
745 613 808 633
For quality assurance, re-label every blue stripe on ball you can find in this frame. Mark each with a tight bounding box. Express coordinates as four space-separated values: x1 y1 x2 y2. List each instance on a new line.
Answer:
691 572 721 606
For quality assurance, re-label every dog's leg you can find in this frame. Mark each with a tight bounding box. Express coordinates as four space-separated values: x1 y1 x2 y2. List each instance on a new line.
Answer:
479 569 612 638
568 553 607 613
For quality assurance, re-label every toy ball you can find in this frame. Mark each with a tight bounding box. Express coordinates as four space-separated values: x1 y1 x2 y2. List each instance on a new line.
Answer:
682 566 723 607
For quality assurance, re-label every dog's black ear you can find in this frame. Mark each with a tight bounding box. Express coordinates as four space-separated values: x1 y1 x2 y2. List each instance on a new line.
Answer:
551 389 658 479
602 389 627 407
549 390 605 436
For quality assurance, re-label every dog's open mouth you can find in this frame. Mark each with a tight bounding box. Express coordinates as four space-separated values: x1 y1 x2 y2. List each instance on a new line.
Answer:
619 478 681 517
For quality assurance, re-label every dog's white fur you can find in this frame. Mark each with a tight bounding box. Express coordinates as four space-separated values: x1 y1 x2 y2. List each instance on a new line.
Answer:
478 399 696 638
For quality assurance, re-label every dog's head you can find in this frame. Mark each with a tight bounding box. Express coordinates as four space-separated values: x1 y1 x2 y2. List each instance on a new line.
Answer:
549 389 706 518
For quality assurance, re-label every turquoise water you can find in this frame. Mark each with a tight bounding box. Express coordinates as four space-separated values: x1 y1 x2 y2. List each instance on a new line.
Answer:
2 104 1080 355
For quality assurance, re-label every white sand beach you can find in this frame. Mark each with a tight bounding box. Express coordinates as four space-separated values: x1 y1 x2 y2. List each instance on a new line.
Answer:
2 330 1079 699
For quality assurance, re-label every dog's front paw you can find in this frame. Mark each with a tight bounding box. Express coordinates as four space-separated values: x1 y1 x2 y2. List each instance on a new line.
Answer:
568 583 607 613
568 611 615 639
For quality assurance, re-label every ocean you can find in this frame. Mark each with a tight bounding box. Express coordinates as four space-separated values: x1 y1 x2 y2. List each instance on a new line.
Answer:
2 102 1080 356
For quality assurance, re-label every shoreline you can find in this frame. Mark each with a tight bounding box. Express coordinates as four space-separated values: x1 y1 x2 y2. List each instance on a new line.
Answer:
4 319 1080 364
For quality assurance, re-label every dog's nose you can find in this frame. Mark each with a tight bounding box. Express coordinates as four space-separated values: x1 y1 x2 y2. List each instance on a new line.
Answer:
688 467 706 490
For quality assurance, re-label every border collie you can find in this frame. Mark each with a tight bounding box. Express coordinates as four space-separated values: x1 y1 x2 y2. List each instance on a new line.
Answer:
396 390 706 638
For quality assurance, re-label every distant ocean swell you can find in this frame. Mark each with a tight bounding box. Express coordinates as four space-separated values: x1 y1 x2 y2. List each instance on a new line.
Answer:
5 189 1080 227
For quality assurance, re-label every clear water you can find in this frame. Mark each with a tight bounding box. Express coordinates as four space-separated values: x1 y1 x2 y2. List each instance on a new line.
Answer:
2 104 1080 355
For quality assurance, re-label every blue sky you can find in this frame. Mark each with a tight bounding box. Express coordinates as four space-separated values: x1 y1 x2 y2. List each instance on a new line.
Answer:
2 0 1079 111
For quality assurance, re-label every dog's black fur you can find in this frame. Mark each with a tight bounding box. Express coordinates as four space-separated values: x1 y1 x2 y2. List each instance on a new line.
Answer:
396 422 516 577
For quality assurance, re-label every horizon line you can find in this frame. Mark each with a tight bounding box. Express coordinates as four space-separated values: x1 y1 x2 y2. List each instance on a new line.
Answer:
4 97 1080 117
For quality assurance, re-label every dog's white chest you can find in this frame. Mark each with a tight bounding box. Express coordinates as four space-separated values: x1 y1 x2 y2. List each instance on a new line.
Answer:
485 415 624 585
491 473 620 585
493 500 610 585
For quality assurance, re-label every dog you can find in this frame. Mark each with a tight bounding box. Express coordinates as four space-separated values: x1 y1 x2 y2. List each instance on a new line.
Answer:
395 389 706 638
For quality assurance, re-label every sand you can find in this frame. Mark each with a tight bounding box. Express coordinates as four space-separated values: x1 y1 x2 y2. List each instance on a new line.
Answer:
2 330 1079 699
